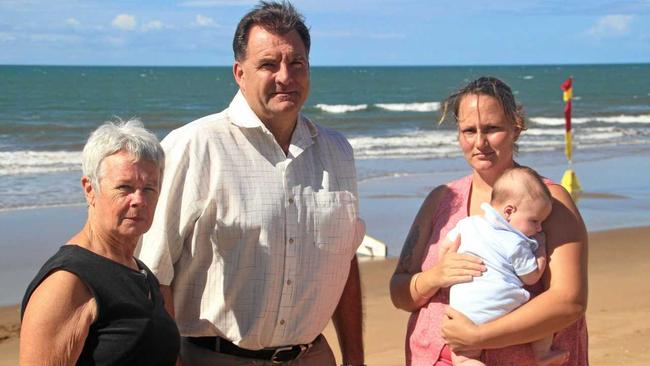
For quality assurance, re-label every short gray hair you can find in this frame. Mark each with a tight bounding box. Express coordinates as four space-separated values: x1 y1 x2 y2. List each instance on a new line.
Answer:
82 118 164 190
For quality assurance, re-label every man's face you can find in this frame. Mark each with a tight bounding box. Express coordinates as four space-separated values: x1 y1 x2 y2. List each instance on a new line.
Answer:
233 25 310 125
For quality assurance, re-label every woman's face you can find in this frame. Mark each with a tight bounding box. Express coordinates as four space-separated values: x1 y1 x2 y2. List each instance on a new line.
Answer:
84 151 160 243
457 93 520 174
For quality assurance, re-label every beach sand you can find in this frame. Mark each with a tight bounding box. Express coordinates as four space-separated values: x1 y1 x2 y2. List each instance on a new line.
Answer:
1 226 648 365
324 226 650 366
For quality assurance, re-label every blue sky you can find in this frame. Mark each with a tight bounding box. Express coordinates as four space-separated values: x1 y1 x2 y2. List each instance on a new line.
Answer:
1 0 649 66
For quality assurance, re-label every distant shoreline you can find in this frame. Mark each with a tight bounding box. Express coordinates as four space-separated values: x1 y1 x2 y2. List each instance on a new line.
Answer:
2 62 650 68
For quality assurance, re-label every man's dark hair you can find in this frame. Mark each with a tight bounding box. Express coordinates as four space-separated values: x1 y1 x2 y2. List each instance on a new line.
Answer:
233 1 310 61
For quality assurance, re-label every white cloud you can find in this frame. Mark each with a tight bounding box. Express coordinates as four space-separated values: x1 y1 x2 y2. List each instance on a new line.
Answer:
193 14 217 28
587 15 633 38
111 14 137 31
66 17 80 28
181 0 256 7
142 20 165 31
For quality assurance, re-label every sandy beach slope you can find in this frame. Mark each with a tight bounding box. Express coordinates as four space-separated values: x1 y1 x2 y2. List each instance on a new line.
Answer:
2 226 649 365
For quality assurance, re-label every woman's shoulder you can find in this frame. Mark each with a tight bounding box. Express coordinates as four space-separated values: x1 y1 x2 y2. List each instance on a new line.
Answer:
446 174 473 190
546 183 581 217
30 269 94 304
414 174 472 243
21 268 97 324
427 174 471 202
20 268 97 365
426 174 472 213
21 246 95 316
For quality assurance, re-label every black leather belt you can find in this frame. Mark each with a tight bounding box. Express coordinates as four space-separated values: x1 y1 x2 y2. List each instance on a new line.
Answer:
186 335 316 364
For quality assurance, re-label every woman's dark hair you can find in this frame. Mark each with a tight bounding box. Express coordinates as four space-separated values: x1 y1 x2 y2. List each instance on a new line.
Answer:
233 1 310 61
439 76 526 132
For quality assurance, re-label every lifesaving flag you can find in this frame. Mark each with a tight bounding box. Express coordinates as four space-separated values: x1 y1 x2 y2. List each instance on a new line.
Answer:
561 77 573 161
560 76 582 197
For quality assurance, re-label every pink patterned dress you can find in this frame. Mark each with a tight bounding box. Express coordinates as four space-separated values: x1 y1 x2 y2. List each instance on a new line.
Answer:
406 175 588 366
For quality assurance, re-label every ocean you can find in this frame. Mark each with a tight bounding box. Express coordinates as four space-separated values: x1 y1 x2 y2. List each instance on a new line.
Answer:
1 64 650 305
1 64 650 213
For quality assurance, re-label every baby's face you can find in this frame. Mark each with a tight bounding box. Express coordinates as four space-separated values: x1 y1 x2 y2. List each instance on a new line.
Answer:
508 199 552 237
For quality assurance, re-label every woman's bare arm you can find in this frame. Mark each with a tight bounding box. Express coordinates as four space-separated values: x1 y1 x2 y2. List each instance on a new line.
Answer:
20 270 97 366
443 184 588 351
390 186 485 312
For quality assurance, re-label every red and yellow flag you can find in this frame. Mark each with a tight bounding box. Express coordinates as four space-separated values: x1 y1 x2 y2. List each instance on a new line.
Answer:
561 77 573 161
560 76 582 197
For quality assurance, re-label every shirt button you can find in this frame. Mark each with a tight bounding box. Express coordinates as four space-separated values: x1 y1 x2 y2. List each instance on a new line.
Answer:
288 238 294 244
279 319 285 325
286 279 292 285
288 197 294 204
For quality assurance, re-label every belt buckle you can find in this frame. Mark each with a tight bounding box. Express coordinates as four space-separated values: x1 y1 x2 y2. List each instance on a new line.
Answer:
270 342 313 364
271 346 295 364
296 343 310 359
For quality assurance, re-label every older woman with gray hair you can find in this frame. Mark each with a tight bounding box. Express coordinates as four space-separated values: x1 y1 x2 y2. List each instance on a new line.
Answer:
20 119 180 365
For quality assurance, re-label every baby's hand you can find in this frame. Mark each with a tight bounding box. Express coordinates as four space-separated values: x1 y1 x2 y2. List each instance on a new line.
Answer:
532 232 547 258
532 232 548 274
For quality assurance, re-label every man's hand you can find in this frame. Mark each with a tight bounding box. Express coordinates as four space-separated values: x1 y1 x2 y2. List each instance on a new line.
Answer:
332 256 364 365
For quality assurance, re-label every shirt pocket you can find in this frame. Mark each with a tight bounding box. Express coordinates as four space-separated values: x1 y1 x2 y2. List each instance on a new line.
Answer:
211 218 243 256
313 191 360 254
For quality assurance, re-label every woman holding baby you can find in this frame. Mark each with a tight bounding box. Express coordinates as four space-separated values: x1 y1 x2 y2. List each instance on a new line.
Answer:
390 76 588 366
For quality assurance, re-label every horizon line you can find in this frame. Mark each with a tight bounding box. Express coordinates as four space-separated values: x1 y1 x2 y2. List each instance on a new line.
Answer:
2 61 649 68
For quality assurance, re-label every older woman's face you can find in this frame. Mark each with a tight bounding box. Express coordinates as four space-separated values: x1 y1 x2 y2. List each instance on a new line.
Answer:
457 93 520 174
86 151 160 241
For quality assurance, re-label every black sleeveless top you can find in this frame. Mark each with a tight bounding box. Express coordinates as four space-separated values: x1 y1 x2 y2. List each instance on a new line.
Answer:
21 245 180 365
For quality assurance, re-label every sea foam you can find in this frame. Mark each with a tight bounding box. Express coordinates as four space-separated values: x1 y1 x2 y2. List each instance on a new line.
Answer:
315 103 368 113
314 101 440 113
531 114 650 126
375 102 440 112
0 150 81 176
349 130 457 159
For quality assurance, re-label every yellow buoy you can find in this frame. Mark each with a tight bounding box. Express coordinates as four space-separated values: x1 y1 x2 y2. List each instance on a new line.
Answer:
561 168 582 198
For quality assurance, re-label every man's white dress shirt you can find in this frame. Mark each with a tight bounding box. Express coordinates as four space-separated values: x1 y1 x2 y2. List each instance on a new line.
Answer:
138 91 365 350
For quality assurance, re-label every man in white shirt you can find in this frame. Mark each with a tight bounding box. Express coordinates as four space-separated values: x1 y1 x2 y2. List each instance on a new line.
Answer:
138 1 366 365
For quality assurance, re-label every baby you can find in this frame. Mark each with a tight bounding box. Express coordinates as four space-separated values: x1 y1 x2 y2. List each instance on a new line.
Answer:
443 166 568 366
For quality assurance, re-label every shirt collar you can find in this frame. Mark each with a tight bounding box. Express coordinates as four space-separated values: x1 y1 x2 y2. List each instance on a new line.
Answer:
228 90 265 129
227 89 319 138
481 202 533 244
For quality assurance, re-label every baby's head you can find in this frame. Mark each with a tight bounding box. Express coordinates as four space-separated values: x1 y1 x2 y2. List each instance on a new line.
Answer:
491 166 553 236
